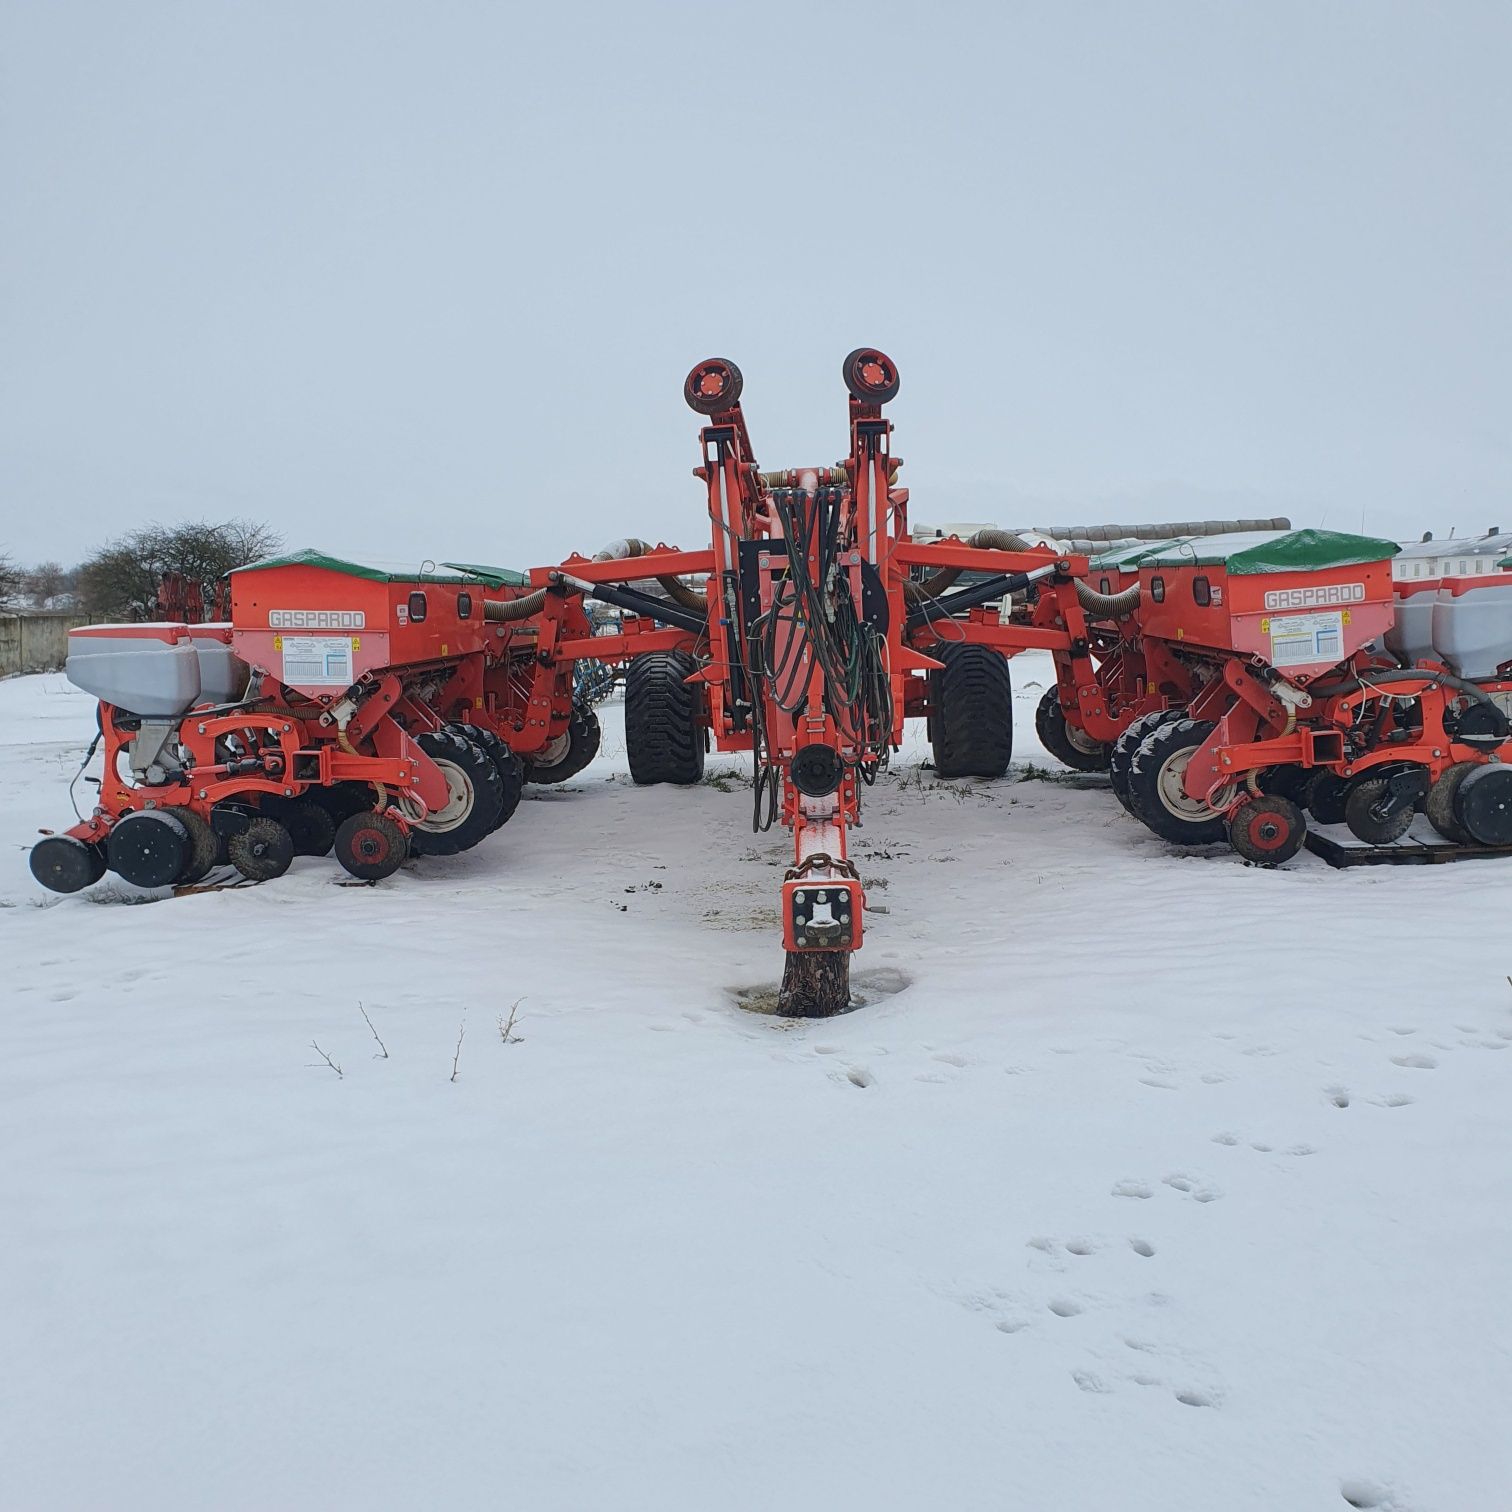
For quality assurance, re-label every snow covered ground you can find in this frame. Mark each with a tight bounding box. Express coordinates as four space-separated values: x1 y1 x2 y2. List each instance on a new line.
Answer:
2 653 1509 1512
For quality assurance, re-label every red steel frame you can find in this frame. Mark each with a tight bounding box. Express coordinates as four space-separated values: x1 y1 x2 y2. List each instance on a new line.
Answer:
526 350 1097 985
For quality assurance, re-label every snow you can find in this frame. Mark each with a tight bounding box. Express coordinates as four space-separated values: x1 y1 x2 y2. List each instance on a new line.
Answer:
2 654 1510 1512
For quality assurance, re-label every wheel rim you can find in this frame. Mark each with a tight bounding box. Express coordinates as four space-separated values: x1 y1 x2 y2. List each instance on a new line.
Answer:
416 758 475 833
1155 748 1229 822
1244 811 1292 852
535 731 571 767
1066 722 1103 757
353 827 389 862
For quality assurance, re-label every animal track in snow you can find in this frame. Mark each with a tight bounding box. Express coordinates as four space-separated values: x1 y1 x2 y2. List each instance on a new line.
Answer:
1162 1173 1221 1202
1374 1092 1414 1108
1048 1297 1083 1317
1211 1132 1240 1146
1390 1052 1438 1070
1327 1086 1351 1108
1339 1477 1411 1509
1112 1179 1153 1199
1129 1238 1155 1257
1174 1387 1219 1408
845 1066 874 1089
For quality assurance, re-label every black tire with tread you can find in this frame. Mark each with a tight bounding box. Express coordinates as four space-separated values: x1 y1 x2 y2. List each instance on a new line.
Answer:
626 652 706 786
1034 688 1111 772
451 725 526 828
1110 708 1180 813
1127 718 1228 844
929 644 1013 779
524 705 602 785
409 729 504 855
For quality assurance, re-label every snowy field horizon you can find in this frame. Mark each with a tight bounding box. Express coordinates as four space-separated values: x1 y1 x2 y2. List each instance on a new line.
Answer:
3 652 1508 1511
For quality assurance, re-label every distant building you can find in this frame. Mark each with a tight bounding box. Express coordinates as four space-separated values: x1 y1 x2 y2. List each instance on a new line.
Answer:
1392 527 1512 581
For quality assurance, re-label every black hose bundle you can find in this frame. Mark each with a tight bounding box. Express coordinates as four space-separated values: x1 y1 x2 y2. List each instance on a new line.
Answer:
744 487 894 817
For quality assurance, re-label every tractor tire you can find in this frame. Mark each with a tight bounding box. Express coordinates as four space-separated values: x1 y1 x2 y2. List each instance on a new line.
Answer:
1109 708 1180 813
1344 776 1416 846
228 817 295 882
162 806 221 883
409 729 504 856
929 644 1013 779
1304 772 1351 827
1227 794 1307 866
1034 688 1111 772
108 810 190 888
334 810 409 881
1425 760 1478 844
1127 718 1229 845
525 704 602 785
263 797 336 857
29 835 106 894
626 652 706 786
451 725 526 828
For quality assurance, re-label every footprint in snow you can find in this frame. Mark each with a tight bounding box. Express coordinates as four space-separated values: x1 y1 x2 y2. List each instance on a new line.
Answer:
1339 1476 1412 1509
1162 1173 1221 1202
1390 1052 1438 1070
1112 1179 1153 1199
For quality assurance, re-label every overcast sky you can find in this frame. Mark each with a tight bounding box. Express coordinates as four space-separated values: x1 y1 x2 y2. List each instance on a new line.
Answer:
2 1 1508 573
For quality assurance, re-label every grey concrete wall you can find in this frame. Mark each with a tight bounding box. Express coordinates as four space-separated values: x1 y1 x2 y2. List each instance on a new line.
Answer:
0 614 90 677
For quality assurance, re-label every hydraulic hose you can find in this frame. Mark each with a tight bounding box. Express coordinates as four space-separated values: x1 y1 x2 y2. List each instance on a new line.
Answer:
903 528 1036 604
1310 667 1511 735
483 588 551 622
1074 580 1143 621
594 537 707 613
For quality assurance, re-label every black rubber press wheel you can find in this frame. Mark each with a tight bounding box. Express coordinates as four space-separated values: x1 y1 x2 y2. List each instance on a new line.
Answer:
107 810 190 889
29 835 106 894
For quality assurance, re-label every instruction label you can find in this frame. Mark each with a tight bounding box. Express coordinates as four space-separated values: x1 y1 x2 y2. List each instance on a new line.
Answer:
282 635 355 685
1268 610 1343 668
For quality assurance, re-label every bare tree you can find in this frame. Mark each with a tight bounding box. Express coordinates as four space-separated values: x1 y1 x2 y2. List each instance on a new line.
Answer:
78 519 283 620
25 561 66 609
0 552 18 610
